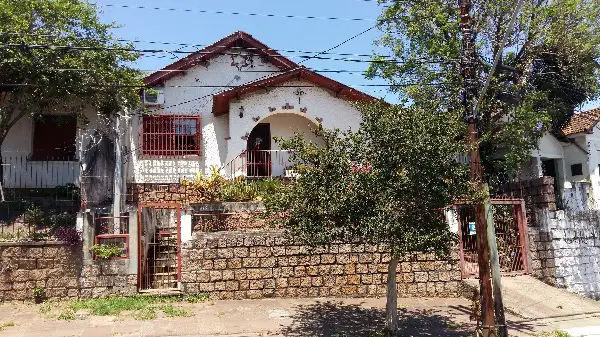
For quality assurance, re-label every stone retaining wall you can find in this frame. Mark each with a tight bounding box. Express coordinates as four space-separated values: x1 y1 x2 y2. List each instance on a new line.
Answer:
181 231 462 300
0 242 136 302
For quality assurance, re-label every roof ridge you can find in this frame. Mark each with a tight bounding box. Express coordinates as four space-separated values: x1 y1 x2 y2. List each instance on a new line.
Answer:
143 31 299 87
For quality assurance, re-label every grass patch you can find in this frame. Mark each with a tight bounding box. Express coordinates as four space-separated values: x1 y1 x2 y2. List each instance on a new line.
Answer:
534 331 573 337
0 322 15 331
132 306 157 321
69 295 180 316
47 295 195 321
57 309 76 321
159 304 192 318
185 293 209 303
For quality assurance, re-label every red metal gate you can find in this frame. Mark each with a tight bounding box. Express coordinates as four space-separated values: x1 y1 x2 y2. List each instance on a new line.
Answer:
456 199 529 278
138 203 181 291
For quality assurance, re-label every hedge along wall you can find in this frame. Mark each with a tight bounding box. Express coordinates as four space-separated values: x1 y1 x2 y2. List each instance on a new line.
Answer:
0 241 137 302
181 231 463 300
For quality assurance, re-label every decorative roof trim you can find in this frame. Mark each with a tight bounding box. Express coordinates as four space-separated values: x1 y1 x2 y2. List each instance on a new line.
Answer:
143 31 299 87
211 68 379 116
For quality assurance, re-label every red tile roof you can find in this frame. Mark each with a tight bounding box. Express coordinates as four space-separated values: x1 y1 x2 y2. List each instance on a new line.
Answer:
143 31 299 87
212 68 379 116
562 108 600 135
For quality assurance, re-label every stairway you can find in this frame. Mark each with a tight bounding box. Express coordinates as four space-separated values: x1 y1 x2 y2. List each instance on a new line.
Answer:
145 225 179 290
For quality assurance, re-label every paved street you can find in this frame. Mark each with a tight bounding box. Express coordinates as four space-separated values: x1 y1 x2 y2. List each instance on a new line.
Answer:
1 296 598 337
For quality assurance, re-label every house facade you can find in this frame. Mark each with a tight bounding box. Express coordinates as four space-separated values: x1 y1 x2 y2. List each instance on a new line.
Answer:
125 31 373 185
521 107 600 210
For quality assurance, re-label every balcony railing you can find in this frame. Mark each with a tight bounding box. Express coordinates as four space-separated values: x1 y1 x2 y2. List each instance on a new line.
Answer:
1 155 80 188
221 150 295 179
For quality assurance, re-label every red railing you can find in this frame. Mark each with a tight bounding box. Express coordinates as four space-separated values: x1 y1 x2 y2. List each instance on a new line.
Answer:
221 150 295 178
140 115 201 157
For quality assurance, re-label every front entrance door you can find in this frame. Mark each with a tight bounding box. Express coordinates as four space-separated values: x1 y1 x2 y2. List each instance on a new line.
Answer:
138 204 181 291
247 123 271 177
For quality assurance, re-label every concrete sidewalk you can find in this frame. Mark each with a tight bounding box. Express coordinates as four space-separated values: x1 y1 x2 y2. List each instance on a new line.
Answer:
0 296 596 336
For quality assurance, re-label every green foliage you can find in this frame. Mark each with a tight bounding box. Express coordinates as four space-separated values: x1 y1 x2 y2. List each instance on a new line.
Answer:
265 102 470 258
33 287 45 298
0 0 142 142
182 167 283 203
534 331 573 337
23 203 45 228
184 293 210 303
158 304 192 317
66 296 191 320
218 179 282 202
90 244 122 260
0 321 16 331
368 0 600 174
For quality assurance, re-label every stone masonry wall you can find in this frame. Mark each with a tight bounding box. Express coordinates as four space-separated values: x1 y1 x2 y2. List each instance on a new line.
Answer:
0 242 136 302
535 209 600 300
127 183 205 204
181 231 463 300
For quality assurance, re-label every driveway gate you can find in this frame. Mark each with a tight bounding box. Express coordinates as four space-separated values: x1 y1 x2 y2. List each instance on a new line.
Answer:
138 203 181 291
455 198 530 278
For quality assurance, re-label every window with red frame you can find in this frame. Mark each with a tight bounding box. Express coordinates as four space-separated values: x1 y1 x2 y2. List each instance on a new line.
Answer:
32 115 77 161
141 115 201 156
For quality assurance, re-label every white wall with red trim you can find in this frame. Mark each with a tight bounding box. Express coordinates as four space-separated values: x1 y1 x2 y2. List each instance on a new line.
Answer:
127 52 363 183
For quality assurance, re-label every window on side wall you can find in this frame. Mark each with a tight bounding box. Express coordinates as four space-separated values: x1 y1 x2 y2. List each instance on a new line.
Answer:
31 115 77 161
571 163 583 176
141 115 201 156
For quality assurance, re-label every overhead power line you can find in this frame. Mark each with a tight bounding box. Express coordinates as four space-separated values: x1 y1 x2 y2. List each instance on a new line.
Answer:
1 32 397 59
0 82 456 89
101 4 379 22
0 43 458 65
300 26 378 64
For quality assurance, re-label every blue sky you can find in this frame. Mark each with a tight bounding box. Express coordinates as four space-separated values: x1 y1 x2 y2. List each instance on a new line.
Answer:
94 0 598 111
94 0 392 99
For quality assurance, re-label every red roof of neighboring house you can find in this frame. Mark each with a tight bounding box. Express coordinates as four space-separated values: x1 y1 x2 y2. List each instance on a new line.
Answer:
562 107 600 135
143 31 299 87
212 68 379 116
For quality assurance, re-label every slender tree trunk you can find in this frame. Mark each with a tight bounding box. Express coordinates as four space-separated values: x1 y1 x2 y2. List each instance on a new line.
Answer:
113 116 122 233
385 258 399 334
0 135 7 202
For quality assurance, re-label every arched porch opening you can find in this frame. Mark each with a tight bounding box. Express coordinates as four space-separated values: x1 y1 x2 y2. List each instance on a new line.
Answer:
246 113 322 178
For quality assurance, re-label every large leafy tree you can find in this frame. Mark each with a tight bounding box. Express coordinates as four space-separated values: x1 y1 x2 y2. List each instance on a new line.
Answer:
368 0 600 176
265 103 470 332
0 0 141 155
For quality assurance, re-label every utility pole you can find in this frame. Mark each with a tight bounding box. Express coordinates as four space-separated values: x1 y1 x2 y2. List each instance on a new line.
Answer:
458 0 495 336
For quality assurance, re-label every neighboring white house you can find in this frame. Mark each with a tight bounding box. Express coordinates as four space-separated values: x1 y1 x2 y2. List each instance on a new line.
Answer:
125 31 375 184
0 108 103 189
521 107 600 210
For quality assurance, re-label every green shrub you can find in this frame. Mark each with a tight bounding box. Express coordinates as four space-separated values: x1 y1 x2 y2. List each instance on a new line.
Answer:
90 244 122 260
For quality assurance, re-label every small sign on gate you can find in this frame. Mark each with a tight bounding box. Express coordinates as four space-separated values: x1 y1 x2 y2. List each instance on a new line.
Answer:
468 221 476 235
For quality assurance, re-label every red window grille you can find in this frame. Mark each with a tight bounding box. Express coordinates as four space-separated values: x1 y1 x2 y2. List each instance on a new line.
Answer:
141 115 201 156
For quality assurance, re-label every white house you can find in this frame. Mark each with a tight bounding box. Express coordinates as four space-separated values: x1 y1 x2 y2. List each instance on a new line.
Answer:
522 107 600 210
0 108 103 189
124 31 375 184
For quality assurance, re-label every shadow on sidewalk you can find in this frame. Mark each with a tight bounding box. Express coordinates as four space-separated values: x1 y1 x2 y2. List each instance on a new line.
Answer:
280 300 475 337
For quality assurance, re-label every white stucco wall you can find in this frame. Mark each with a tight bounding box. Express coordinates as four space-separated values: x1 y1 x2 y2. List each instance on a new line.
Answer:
130 51 363 183
1 109 100 188
129 52 287 183
227 79 362 166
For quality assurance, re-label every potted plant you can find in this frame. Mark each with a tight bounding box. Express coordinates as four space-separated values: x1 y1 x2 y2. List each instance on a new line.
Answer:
33 287 45 304
90 244 122 260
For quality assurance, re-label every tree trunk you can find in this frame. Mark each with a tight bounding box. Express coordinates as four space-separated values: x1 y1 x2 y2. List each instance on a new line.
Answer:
113 116 122 233
385 258 399 334
0 135 7 202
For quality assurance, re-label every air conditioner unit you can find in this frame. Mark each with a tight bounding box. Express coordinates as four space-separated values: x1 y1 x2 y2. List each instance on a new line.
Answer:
143 89 164 105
